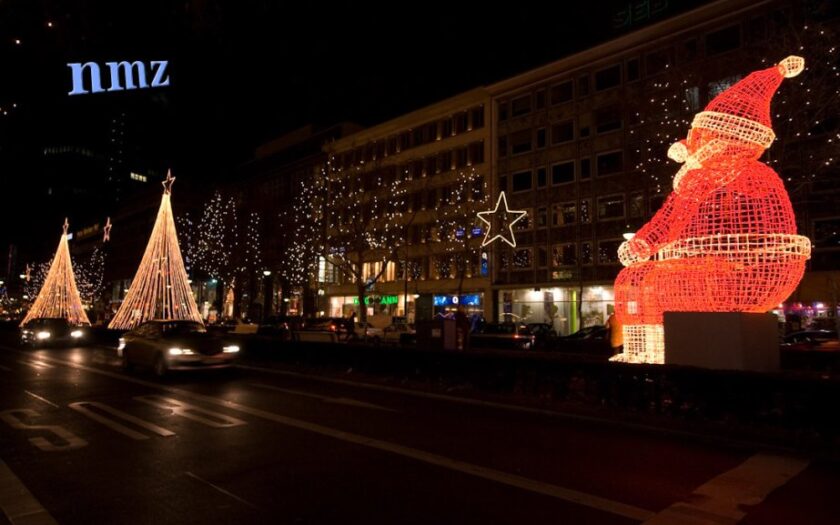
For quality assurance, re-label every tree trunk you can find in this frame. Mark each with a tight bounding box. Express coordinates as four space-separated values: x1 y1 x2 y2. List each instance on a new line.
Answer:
356 279 367 324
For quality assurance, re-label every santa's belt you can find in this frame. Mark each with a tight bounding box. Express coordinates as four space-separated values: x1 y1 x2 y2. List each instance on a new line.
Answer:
656 233 811 261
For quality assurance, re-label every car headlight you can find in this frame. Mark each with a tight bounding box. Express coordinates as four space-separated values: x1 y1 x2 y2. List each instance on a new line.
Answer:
168 347 194 356
70 330 84 338
36 331 51 340
118 338 126 350
222 345 240 353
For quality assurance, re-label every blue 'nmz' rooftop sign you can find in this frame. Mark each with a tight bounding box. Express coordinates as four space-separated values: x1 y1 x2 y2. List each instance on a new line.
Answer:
67 60 170 95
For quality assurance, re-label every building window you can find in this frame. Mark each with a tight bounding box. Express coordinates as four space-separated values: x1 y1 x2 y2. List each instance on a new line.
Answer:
580 158 591 180
553 244 577 266
813 218 840 248
595 105 622 134
537 207 547 228
708 75 742 99
536 167 547 188
130 172 147 182
580 242 593 265
499 175 507 193
551 120 574 144
553 201 576 226
442 118 453 138
455 112 469 134
706 25 741 56
471 106 485 129
598 240 623 265
596 151 623 176
597 195 625 220
550 81 573 105
626 58 640 82
594 64 621 91
513 248 532 269
535 90 546 109
577 76 589 98
682 38 699 62
456 147 468 169
510 129 532 155
646 48 672 75
685 86 701 111
551 161 575 185
511 95 532 117
629 192 645 218
515 209 533 231
536 128 546 148
469 141 485 165
512 170 533 193
650 193 666 214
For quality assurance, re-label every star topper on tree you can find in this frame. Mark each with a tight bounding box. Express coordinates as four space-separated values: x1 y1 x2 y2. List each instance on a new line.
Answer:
162 170 175 194
476 191 527 248
103 217 112 242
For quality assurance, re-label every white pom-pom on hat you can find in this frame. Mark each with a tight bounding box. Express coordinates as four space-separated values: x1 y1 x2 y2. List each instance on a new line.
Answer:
777 56 805 78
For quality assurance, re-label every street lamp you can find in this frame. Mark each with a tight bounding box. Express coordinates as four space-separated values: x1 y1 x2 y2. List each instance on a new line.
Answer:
263 270 272 276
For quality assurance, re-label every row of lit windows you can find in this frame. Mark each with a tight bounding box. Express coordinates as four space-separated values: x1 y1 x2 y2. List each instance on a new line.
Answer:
498 239 625 270
509 191 664 232
499 152 624 193
332 105 485 170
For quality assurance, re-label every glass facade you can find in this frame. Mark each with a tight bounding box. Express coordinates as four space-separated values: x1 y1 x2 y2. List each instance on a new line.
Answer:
497 285 615 336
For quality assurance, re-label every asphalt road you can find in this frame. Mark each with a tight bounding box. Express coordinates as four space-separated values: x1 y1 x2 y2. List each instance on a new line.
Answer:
0 340 838 524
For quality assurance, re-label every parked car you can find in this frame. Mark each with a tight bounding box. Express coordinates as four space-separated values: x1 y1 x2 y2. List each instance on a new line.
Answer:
471 322 535 351
781 330 840 352
118 320 240 377
383 322 416 345
20 318 89 347
348 322 385 344
556 325 611 354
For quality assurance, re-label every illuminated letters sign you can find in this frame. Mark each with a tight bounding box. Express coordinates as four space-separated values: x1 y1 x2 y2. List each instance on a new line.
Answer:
352 295 399 306
67 60 170 96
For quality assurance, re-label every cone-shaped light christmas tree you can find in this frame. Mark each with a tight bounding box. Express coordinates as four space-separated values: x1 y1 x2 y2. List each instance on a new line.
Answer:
21 219 91 326
109 172 203 330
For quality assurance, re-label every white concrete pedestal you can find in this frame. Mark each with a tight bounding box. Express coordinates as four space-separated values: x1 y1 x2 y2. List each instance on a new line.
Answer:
663 312 780 372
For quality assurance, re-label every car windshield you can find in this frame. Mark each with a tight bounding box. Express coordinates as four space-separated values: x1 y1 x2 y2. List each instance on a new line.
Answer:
160 322 206 336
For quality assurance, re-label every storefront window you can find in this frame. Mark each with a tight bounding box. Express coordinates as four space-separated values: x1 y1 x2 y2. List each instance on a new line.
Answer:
497 286 614 336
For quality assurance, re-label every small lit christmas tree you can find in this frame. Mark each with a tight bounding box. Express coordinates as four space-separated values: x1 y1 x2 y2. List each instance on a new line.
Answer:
109 172 203 330
21 219 91 326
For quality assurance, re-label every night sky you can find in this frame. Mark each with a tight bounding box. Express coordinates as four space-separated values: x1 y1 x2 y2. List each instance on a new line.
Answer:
0 0 713 258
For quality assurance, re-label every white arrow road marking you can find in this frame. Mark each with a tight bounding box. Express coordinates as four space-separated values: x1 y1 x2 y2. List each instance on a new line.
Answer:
8 348 656 521
643 453 810 525
248 383 398 412
69 401 176 440
134 395 247 428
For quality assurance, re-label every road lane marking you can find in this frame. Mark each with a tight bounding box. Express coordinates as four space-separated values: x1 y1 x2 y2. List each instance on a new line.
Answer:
16 360 53 370
185 471 259 510
69 401 176 440
134 395 247 428
23 390 59 408
248 382 398 412
643 453 810 525
0 458 58 525
13 351 655 521
0 408 88 452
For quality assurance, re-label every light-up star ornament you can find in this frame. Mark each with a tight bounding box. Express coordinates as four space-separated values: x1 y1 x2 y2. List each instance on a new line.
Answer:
476 191 527 248
162 170 176 194
103 217 112 242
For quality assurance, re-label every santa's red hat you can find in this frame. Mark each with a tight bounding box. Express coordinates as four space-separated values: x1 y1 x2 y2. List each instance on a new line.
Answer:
691 56 804 148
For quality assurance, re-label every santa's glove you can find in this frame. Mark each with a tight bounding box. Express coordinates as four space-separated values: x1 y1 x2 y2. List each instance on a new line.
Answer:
618 238 652 267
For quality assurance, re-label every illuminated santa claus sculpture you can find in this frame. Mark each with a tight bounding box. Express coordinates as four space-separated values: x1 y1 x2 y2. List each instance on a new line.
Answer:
613 56 811 364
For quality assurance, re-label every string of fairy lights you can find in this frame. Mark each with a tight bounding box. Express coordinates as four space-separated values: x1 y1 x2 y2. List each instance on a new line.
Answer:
629 22 839 197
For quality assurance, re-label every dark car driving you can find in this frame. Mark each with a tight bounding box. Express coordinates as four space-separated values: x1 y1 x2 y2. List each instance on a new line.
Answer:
20 318 89 347
118 320 240 376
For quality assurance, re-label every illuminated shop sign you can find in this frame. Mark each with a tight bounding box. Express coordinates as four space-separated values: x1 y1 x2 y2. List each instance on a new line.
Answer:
352 295 399 305
67 60 170 96
433 294 481 307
